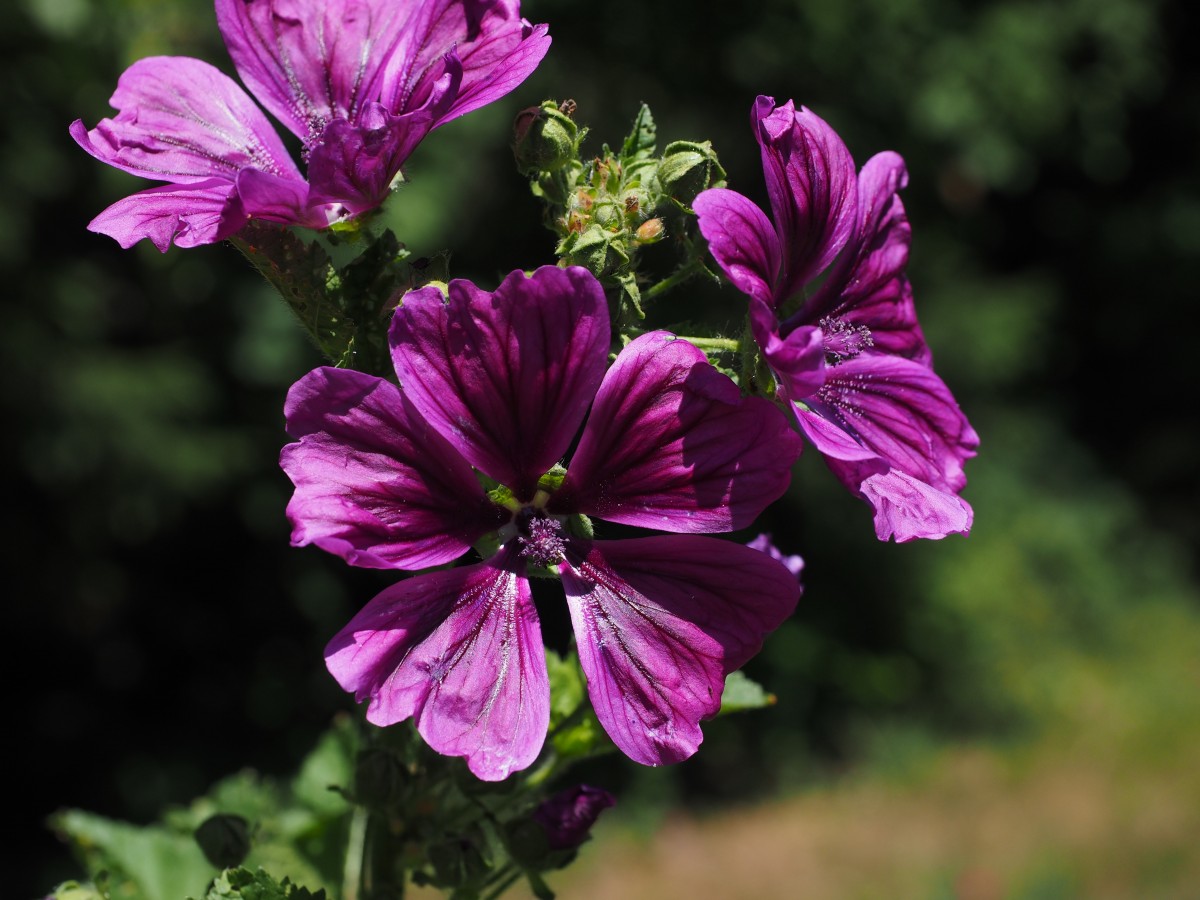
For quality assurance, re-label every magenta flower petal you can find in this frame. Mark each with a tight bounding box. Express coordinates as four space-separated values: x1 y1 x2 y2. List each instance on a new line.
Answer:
381 0 551 126
857 468 975 542
69 56 303 185
560 537 801 766
692 187 781 310
746 533 805 582
306 93 452 213
748 302 827 402
808 355 978 494
215 0 410 143
281 367 506 570
325 551 549 781
800 151 931 366
755 96 857 302
553 333 800 532
235 168 331 228
85 179 246 252
391 267 609 499
792 404 879 462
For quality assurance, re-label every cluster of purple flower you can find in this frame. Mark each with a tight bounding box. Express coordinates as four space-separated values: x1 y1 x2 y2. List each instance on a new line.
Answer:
74 0 975 781
71 0 549 250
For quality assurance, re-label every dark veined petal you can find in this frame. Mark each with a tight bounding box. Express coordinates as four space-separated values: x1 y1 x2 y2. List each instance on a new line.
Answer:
553 333 800 532
215 0 411 143
85 179 247 251
281 367 506 570
753 96 857 302
693 187 782 309
325 550 549 781
746 533 805 582
380 0 550 126
70 56 302 185
798 151 932 366
390 267 609 500
559 537 800 766
804 354 978 495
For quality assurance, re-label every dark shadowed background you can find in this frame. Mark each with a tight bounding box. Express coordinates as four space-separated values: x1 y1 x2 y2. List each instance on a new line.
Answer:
6 0 1199 895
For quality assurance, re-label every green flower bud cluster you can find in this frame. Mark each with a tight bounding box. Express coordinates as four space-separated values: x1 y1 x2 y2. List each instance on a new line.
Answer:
516 101 726 333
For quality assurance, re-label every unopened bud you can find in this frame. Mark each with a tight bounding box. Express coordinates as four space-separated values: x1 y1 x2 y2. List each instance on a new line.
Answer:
514 100 579 176
533 785 616 851
355 747 409 808
657 140 727 204
194 814 251 869
565 224 628 276
635 218 665 243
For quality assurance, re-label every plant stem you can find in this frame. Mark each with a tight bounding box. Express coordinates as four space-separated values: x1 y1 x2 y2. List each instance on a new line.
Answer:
682 336 740 353
343 806 368 900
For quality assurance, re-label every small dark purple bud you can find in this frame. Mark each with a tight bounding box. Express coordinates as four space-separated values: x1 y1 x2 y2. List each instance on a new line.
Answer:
533 785 616 850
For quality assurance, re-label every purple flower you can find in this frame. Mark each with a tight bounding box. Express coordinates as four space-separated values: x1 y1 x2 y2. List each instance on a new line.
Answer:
746 533 804 584
280 266 802 780
532 785 615 850
694 96 979 542
70 0 550 251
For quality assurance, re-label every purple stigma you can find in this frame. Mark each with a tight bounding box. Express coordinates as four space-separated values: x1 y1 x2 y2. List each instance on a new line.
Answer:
518 511 567 567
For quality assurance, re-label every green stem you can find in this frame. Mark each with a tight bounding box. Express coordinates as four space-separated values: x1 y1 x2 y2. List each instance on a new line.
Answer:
682 336 740 353
343 806 369 900
480 866 523 900
643 257 706 301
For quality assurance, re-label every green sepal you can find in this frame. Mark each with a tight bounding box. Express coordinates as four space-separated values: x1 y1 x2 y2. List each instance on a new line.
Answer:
537 465 568 494
718 670 777 715
567 513 593 541
615 271 645 322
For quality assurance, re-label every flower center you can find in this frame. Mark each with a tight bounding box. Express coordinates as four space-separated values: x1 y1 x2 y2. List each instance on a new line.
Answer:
516 508 568 568
820 315 874 365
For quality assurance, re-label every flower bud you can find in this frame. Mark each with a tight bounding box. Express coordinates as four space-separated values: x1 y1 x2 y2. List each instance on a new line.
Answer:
355 746 409 808
635 218 665 244
194 813 251 869
564 224 628 276
657 140 727 204
533 785 615 851
513 100 579 176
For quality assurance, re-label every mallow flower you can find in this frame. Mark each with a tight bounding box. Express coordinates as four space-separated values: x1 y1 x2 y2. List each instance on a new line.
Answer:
280 266 802 780
70 0 550 251
693 96 979 542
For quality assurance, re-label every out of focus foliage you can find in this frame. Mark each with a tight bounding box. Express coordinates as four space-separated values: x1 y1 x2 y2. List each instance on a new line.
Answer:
7 0 1198 896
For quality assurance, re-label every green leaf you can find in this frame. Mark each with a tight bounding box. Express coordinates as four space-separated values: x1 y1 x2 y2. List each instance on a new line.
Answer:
621 103 657 162
545 650 611 759
47 880 108 900
718 670 776 715
194 867 325 900
290 715 356 818
229 224 347 364
51 809 216 900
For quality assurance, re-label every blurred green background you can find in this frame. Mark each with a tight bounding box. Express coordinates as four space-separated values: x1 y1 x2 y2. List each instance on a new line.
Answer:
6 0 1199 896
